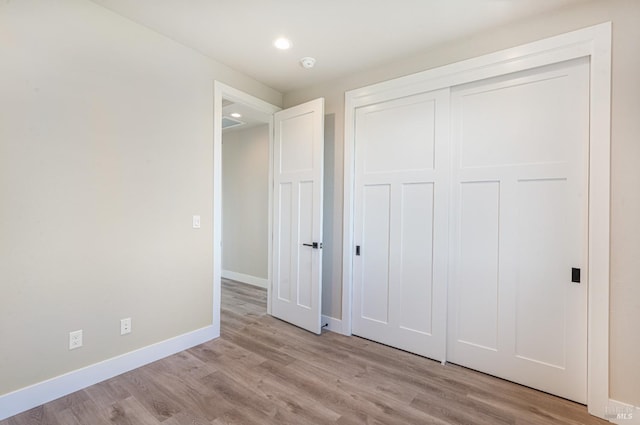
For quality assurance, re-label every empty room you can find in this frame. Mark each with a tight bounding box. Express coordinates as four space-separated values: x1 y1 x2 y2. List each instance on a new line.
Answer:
1 0 639 424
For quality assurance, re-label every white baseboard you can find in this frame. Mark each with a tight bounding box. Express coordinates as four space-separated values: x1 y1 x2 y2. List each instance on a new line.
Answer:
605 399 640 424
222 270 268 289
322 315 344 334
0 325 217 421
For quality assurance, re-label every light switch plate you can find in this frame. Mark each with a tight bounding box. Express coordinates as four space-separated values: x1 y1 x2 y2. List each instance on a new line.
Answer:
193 215 201 229
120 318 131 335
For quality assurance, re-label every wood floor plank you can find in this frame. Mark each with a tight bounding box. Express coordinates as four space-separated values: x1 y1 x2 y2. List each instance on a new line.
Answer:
199 370 319 425
254 373 342 424
210 408 271 425
4 405 62 425
111 368 183 422
223 328 296 366
104 396 162 425
1 278 608 425
161 412 213 425
83 379 131 408
219 308 259 331
49 409 81 425
410 390 515 425
45 391 91 414
146 350 218 381
64 399 113 425
261 357 444 425
190 339 267 374
146 361 235 421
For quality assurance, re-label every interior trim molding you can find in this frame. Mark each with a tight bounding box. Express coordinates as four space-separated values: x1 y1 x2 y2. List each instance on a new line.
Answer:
0 325 216 421
222 270 269 289
321 315 344 334
607 399 640 424
342 22 611 419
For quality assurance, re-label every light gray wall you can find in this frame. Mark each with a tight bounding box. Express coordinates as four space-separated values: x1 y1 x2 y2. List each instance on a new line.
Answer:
0 0 281 396
222 125 269 280
283 0 640 406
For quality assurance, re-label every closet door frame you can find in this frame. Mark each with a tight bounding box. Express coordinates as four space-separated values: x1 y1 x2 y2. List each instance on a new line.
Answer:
342 23 611 419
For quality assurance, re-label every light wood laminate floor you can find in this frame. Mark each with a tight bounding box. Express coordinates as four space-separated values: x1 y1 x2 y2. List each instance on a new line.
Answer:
2 279 608 424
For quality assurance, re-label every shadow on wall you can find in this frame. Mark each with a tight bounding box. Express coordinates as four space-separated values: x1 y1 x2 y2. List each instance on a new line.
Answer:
322 113 336 316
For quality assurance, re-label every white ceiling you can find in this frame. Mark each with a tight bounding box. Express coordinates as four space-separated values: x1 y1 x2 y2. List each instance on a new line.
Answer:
90 0 585 93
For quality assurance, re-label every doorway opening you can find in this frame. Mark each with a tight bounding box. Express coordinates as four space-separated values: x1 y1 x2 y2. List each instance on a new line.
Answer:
214 82 327 336
213 82 281 337
220 97 272 334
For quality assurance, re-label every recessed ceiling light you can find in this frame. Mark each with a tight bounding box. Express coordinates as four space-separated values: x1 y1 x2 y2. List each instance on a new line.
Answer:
230 112 242 118
274 37 292 50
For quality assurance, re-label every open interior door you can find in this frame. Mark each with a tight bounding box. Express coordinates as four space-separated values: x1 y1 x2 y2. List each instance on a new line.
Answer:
271 98 324 334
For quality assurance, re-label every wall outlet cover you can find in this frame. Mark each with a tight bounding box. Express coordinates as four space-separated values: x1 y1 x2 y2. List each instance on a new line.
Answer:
69 330 83 350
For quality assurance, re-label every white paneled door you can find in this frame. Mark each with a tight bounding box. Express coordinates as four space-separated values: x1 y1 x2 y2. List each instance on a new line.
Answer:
272 98 325 334
352 89 450 361
352 58 589 403
447 58 589 403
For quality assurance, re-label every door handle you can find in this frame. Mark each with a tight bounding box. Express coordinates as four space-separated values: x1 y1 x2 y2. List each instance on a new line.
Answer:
572 267 581 283
302 242 323 249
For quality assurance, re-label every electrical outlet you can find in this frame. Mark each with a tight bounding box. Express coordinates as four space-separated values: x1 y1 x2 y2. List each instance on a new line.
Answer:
120 318 132 335
69 330 83 350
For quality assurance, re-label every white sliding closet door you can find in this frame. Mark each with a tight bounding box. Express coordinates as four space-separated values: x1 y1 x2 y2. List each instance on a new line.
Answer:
447 58 589 403
352 89 450 361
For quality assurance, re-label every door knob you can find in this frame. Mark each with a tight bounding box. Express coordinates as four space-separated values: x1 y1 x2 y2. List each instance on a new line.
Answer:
302 242 323 249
